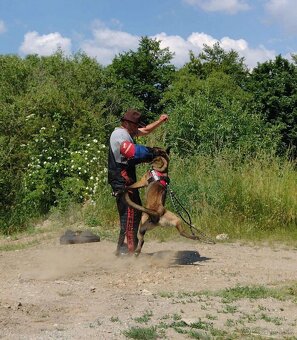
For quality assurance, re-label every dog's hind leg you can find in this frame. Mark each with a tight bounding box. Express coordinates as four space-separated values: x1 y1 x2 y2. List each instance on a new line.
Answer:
135 213 155 256
160 210 199 240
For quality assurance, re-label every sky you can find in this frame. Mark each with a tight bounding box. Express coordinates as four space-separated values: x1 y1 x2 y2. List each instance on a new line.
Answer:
0 0 296 69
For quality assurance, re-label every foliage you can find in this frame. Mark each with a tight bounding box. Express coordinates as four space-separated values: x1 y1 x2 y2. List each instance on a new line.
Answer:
123 326 158 339
23 128 107 214
168 153 297 237
184 42 249 86
109 36 175 119
0 52 139 232
248 55 297 156
0 40 296 236
164 72 279 156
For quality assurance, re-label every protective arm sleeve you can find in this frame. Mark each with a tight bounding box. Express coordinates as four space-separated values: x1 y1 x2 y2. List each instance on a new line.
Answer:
120 141 154 164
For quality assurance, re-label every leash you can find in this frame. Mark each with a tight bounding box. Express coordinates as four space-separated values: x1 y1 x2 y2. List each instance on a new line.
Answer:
167 185 216 244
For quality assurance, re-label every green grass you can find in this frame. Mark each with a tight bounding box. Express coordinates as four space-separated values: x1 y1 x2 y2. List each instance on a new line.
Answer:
55 153 297 246
159 282 297 304
0 239 40 252
167 153 297 243
134 310 153 324
155 284 297 338
123 326 158 339
217 283 297 303
2 152 296 246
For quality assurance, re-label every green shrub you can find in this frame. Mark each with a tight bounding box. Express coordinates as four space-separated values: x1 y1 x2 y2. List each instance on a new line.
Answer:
168 153 297 237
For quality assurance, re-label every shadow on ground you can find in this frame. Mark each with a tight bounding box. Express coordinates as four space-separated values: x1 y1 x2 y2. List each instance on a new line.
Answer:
173 250 211 266
146 250 211 266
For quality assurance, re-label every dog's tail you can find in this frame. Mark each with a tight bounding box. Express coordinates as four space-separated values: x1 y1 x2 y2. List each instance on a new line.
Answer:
124 192 160 223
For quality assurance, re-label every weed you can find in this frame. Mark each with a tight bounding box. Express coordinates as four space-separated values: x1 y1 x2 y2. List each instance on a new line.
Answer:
110 316 120 323
159 292 174 298
0 239 40 251
218 285 278 302
221 304 238 314
172 313 181 321
89 319 101 328
123 326 158 339
205 314 218 320
134 310 153 324
260 313 283 325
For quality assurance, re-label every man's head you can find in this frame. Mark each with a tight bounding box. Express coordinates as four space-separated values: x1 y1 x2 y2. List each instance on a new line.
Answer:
121 109 145 136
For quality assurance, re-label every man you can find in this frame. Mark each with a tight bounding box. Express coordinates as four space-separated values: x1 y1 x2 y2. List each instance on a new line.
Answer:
108 109 168 255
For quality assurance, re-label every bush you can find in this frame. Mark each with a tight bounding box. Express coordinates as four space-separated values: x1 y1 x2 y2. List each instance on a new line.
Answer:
168 153 297 235
163 71 281 157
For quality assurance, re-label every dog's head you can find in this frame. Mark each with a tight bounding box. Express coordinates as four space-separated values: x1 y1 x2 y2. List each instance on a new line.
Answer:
151 147 171 172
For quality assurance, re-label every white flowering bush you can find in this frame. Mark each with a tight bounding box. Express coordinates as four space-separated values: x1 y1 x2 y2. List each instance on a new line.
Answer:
23 125 107 213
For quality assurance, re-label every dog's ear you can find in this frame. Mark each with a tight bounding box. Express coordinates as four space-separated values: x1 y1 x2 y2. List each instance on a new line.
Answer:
166 146 171 155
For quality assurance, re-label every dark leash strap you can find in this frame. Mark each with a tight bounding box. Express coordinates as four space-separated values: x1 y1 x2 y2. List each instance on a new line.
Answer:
167 185 216 244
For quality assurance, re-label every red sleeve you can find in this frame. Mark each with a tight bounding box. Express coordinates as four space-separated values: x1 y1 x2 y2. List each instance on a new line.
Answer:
120 141 135 159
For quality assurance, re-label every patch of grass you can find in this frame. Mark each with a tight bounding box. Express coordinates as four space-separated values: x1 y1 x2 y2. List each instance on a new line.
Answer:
205 314 218 320
88 318 102 328
123 326 158 339
110 316 120 322
225 319 236 327
219 304 238 314
170 318 227 338
0 239 40 251
158 282 297 309
159 291 174 298
259 313 283 325
187 329 209 339
218 285 283 302
177 291 203 298
168 154 297 244
160 314 170 320
217 282 297 303
172 313 182 321
134 310 153 324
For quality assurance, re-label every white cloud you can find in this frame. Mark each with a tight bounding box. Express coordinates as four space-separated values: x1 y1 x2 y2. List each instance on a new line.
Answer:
80 22 139 65
77 21 275 69
0 20 6 34
152 32 195 66
153 32 275 68
19 31 71 56
264 0 297 33
285 51 297 63
183 0 250 14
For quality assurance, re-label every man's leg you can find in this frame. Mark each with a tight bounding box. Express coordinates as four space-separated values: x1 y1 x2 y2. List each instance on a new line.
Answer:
115 191 142 254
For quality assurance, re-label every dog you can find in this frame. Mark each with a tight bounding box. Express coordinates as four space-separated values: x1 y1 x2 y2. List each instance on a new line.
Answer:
124 147 198 255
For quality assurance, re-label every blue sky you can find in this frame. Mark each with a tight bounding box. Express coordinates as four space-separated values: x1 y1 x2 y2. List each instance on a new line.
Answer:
0 0 296 68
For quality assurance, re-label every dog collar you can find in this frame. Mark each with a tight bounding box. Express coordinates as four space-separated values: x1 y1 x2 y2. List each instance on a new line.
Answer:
148 169 170 187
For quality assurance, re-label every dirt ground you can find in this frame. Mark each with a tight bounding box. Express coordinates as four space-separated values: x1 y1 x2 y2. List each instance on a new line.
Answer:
1 233 297 339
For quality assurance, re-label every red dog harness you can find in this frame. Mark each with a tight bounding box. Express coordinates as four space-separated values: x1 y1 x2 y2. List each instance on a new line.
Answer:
148 169 170 188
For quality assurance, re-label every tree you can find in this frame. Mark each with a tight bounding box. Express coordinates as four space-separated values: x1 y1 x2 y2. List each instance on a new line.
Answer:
184 43 249 87
163 71 279 156
108 36 175 119
248 55 297 156
0 52 142 232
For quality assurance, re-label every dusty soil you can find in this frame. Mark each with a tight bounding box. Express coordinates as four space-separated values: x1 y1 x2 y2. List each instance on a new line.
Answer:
1 234 297 339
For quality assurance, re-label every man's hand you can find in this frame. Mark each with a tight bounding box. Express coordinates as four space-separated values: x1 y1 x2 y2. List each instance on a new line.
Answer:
138 114 168 136
159 114 168 122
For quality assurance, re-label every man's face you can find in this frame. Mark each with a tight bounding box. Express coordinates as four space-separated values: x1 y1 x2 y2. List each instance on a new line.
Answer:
125 121 139 136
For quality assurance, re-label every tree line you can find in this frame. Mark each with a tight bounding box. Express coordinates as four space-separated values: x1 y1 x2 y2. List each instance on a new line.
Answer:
1 36 296 232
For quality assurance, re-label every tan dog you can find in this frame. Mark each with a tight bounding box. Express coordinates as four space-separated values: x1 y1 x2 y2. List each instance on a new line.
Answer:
125 148 198 255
